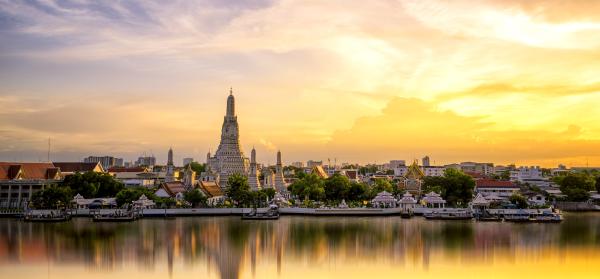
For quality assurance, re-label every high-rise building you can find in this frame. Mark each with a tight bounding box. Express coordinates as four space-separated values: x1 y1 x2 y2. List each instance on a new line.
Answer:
422 156 430 167
84 156 117 170
135 156 156 167
205 89 250 188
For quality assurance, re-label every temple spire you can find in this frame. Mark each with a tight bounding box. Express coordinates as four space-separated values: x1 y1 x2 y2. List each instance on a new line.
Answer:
226 88 235 117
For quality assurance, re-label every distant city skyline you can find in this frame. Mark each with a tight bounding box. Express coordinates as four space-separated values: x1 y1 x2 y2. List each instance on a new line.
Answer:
2 1 600 167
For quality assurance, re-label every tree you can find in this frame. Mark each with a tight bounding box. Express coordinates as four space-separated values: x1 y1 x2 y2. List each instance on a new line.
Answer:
185 162 206 174
62 171 124 198
369 178 393 198
554 173 595 201
225 174 251 207
115 187 157 206
324 173 351 201
288 173 325 201
347 182 369 202
184 189 207 207
422 169 475 206
30 185 72 209
596 176 600 193
509 193 528 209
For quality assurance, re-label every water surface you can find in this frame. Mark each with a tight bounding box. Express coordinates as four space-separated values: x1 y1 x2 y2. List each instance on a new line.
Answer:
1 213 599 279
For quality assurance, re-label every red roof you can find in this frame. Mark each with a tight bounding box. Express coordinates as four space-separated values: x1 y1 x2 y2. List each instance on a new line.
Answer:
54 162 103 173
160 181 187 196
476 179 517 188
0 162 59 180
464 171 486 179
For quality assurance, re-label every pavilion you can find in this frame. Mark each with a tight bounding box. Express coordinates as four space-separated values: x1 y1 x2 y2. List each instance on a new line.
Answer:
371 191 397 208
398 192 417 210
421 192 446 208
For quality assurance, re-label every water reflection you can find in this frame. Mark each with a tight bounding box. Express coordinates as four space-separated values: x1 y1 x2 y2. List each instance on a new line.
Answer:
1 213 599 279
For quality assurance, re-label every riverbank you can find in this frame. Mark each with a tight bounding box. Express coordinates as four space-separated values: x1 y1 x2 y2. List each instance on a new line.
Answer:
2 206 592 218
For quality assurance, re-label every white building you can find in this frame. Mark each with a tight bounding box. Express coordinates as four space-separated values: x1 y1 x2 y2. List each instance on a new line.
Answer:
475 179 520 200
422 166 445 177
510 166 551 187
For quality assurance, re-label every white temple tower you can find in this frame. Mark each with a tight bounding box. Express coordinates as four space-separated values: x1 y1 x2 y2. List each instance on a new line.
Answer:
206 89 250 188
248 147 261 190
165 147 175 182
274 150 287 193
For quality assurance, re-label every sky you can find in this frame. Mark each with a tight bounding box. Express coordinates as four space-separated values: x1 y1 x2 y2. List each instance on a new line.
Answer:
1 0 600 167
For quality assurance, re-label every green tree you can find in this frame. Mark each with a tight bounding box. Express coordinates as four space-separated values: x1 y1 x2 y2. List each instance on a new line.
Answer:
288 173 325 201
62 171 124 198
509 193 528 209
324 173 351 201
596 176 600 193
184 189 207 207
185 162 206 174
30 185 73 209
347 182 369 202
225 174 251 207
554 173 595 201
369 178 393 198
422 168 475 206
115 187 157 206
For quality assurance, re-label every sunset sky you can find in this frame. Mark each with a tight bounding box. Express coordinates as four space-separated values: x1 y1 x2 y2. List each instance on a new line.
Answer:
1 0 600 167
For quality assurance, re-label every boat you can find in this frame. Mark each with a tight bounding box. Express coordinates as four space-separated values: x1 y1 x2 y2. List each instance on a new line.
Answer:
503 212 531 222
23 210 71 222
93 210 139 222
242 206 280 220
530 211 563 223
424 209 473 220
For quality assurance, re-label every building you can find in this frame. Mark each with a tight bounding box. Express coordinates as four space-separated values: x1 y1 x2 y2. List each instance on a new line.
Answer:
183 157 194 167
475 179 520 200
422 166 445 177
274 150 287 193
458 162 494 175
53 162 104 176
248 147 261 190
422 156 430 167
510 166 551 187
389 160 406 169
165 147 175 182
306 160 323 168
0 162 62 208
155 181 187 200
135 156 156 167
84 156 118 170
291 161 304 168
205 89 250 188
401 160 424 197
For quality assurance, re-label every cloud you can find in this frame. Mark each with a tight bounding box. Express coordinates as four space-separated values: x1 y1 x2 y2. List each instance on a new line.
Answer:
326 97 600 166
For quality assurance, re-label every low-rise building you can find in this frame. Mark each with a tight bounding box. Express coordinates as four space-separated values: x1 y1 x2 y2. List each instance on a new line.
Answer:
0 162 62 208
475 179 520 200
53 162 104 176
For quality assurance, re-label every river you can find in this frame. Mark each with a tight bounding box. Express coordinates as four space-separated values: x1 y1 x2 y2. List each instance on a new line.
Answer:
1 213 599 279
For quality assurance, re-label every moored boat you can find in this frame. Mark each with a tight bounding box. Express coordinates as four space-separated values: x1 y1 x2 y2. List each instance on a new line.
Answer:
23 212 71 222
242 206 280 220
503 213 531 222
530 211 563 223
93 210 139 222
424 209 473 220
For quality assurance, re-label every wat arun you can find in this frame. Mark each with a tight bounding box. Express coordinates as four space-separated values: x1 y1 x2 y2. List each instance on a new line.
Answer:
205 89 250 188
